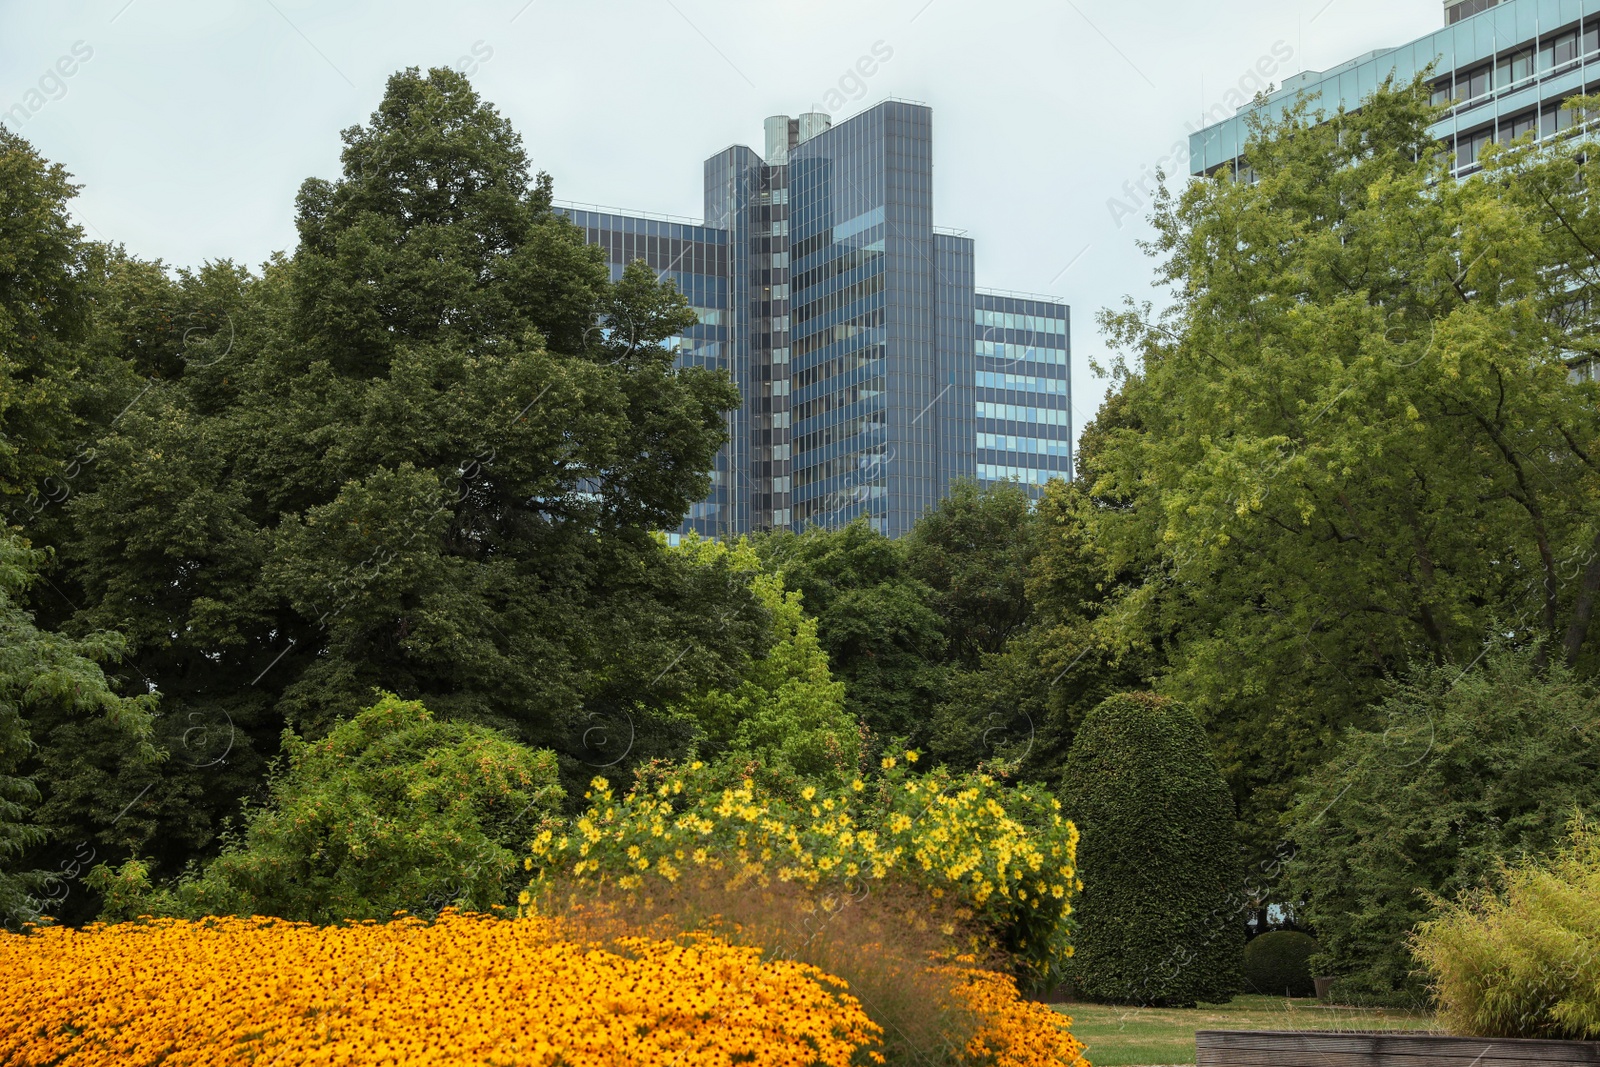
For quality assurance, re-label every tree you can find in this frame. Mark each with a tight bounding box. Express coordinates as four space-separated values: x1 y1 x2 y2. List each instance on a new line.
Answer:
673 535 859 791
44 68 760 879
905 480 1039 669
755 521 946 751
1284 649 1600 1003
89 693 563 923
1059 692 1242 1006
0 532 155 928
1087 80 1600 847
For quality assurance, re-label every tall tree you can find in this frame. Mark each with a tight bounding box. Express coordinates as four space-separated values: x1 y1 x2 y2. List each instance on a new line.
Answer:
1087 80 1600 845
46 68 759 885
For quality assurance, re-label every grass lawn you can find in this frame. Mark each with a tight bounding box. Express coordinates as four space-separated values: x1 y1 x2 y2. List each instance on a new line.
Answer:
1052 994 1435 1067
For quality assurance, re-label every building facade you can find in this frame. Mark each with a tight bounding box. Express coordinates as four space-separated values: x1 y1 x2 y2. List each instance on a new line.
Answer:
1190 0 1600 181
558 100 1071 539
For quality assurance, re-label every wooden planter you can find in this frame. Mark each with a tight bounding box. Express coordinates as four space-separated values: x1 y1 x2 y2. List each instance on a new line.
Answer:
1196 1029 1600 1066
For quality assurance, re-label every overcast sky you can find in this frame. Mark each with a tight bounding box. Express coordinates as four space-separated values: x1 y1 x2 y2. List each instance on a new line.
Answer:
2 0 1445 439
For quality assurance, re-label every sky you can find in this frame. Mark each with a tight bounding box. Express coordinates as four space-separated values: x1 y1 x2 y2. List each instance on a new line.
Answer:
1 0 1445 442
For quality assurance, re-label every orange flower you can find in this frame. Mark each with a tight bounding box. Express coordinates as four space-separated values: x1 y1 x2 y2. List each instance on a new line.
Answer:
0 912 881 1066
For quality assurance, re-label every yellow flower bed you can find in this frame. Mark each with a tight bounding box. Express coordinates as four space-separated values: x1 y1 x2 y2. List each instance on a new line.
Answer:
0 911 882 1066
939 966 1089 1067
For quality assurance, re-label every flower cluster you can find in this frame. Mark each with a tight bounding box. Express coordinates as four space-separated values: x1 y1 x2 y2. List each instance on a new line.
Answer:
525 755 1082 986
0 911 882 1066
937 965 1089 1067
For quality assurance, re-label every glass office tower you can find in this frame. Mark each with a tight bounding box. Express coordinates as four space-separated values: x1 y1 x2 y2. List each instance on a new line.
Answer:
561 101 1072 537
973 292 1073 491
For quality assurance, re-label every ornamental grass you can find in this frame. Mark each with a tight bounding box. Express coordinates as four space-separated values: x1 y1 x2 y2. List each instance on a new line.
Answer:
538 872 1089 1067
0 910 882 1067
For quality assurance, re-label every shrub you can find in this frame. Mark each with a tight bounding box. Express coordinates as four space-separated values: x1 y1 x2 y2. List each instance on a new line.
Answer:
90 693 563 922
524 753 1081 991
0 911 881 1065
1412 819 1600 1039
1285 651 1600 1003
1059 692 1243 1006
1243 930 1319 997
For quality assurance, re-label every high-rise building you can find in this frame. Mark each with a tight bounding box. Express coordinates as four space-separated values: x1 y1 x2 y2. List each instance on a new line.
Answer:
1190 0 1600 182
558 100 1071 539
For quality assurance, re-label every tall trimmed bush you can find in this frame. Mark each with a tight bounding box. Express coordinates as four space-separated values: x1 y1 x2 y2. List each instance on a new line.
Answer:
1059 692 1242 1006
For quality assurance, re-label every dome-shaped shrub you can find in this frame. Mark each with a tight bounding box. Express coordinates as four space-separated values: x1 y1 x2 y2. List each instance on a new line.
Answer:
1243 930 1320 997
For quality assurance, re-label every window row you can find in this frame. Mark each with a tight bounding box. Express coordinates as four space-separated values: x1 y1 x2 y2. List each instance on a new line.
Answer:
978 432 1073 458
1454 97 1585 169
975 339 1070 366
793 272 886 327
793 245 886 297
794 377 886 423
792 310 885 361
794 412 887 456
793 448 893 489
977 463 1062 486
974 308 1068 335
975 370 1069 395
1431 23 1600 107
794 347 884 393
977 402 1070 426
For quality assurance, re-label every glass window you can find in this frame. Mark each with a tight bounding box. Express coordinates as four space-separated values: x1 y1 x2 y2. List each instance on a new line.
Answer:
1506 111 1537 141
1459 63 1491 101
1495 47 1534 88
1431 75 1455 106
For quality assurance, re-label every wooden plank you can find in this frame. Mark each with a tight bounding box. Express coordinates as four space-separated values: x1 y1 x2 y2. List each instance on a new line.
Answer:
1196 1029 1600 1067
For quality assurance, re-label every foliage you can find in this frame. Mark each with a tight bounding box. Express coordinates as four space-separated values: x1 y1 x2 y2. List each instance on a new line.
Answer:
1242 931 1319 997
89 694 563 923
0 127 100 509
755 520 948 752
669 535 859 790
0 911 884 1066
1060 692 1242 1006
0 531 155 930
1413 819 1600 1039
905 480 1039 670
525 754 1081 991
1085 79 1600 848
1285 649 1600 1003
27 67 757 880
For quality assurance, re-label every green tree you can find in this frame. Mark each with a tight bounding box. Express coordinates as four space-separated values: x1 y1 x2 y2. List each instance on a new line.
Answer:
755 520 946 750
1284 649 1600 1003
673 535 859 791
90 693 563 923
1059 692 1242 1006
1087 80 1600 847
906 480 1039 669
45 68 760 877
0 532 155 928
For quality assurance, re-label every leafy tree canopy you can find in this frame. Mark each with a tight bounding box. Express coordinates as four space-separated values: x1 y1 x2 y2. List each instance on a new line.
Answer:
1086 80 1600 845
25 67 757 892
